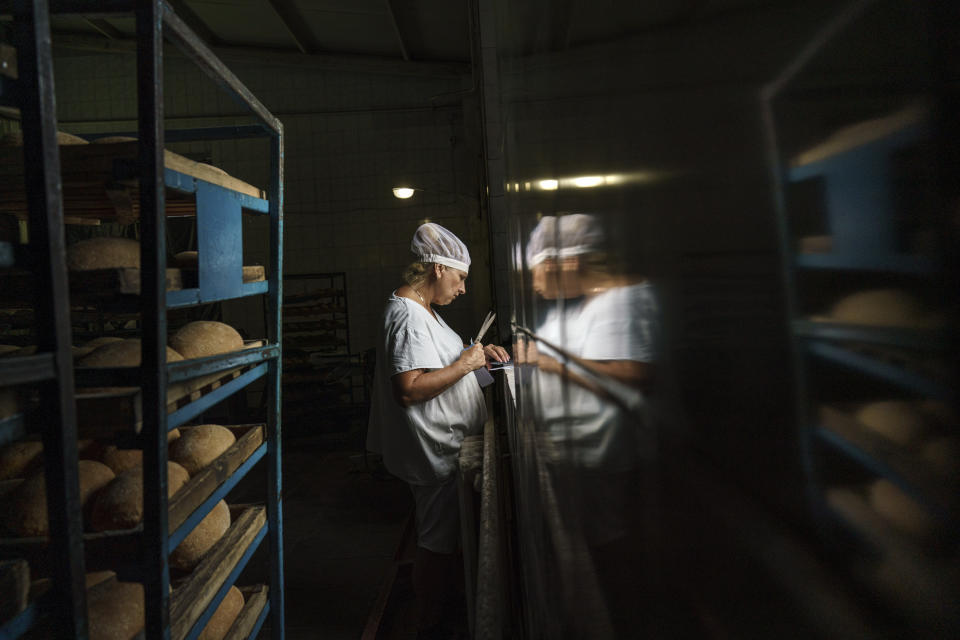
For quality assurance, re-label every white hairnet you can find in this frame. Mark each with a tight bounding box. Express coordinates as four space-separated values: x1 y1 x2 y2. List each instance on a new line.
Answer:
411 222 471 273
526 214 604 266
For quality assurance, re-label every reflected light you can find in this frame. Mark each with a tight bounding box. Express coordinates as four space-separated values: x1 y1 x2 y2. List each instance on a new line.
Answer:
572 175 604 188
538 179 559 190
392 187 415 199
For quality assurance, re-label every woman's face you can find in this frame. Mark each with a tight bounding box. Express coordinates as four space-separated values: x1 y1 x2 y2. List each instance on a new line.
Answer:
434 265 468 305
532 257 582 299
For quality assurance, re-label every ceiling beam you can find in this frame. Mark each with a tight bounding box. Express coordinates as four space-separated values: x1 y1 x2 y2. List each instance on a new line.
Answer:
384 0 410 62
165 0 220 47
50 33 468 78
84 17 123 40
267 0 320 54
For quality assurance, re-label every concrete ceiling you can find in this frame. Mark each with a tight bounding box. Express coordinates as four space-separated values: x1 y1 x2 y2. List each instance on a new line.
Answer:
34 0 777 66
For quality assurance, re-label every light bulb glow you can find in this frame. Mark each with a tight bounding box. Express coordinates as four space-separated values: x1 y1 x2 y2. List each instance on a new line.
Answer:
572 175 604 188
392 187 415 199
538 179 559 190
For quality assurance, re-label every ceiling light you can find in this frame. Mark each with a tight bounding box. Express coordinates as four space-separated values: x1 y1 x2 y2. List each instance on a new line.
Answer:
538 179 558 191
392 187 415 199
572 176 603 188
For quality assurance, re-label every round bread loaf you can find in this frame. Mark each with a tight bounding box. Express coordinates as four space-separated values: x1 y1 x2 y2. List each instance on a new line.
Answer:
101 447 142 475
169 499 230 571
854 401 926 447
921 436 960 478
87 579 145 640
67 237 140 271
0 386 19 419
830 289 929 328
0 441 42 480
85 570 116 589
173 251 199 268
168 427 181 443
2 459 115 537
199 585 244 640
169 425 235 475
90 462 190 531
72 345 95 359
869 479 936 539
84 336 125 350
79 339 184 367
169 321 244 360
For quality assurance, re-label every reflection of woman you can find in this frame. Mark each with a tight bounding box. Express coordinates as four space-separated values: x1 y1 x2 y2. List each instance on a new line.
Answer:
366 222 508 635
522 214 659 637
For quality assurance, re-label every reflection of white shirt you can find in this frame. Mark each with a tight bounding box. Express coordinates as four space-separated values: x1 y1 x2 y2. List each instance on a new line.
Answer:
367 293 487 485
534 282 658 470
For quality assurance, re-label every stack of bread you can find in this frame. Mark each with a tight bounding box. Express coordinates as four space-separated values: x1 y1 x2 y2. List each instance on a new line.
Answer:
853 398 958 541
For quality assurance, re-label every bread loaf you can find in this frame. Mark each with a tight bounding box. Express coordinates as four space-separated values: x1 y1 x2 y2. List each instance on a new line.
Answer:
84 336 125 350
173 250 199 268
198 585 244 640
85 570 116 589
2 459 115 537
169 499 230 571
855 401 926 447
90 462 190 531
0 441 42 480
169 425 235 475
101 447 142 475
169 321 244 360
67 237 140 271
830 289 933 328
87 579 145 640
79 339 184 367
869 479 936 539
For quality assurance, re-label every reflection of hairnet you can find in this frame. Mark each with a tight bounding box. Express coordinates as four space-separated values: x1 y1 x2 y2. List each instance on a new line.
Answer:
526 214 605 266
411 222 471 273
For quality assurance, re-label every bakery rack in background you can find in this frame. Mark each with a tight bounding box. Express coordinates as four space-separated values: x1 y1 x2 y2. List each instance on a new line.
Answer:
0 1 285 639
763 0 959 634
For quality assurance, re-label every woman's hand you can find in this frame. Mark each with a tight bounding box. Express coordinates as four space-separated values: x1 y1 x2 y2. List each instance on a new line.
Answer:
459 343 486 372
483 344 510 364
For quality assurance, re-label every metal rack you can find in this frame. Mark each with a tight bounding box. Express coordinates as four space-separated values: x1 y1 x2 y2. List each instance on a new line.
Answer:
1 1 285 639
0 2 86 637
762 0 958 632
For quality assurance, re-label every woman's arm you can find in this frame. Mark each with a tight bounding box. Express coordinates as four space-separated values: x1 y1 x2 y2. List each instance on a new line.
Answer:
391 343 486 407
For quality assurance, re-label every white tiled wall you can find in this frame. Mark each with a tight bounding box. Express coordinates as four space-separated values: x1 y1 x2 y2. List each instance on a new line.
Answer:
52 50 492 352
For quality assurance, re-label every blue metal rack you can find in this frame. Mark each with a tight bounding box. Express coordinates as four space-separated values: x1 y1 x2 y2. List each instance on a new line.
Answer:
0 2 88 638
2 2 285 639
761 0 958 623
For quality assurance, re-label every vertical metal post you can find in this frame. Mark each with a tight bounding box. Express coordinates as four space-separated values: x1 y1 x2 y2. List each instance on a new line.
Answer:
267 129 286 640
13 1 88 637
137 1 171 638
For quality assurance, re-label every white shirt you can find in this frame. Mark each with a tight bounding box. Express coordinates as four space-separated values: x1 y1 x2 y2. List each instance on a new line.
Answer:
367 293 487 484
534 282 658 470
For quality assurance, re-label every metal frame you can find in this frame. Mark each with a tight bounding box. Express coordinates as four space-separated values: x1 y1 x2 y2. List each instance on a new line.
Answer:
0 1 286 639
1 2 87 638
135 2 285 638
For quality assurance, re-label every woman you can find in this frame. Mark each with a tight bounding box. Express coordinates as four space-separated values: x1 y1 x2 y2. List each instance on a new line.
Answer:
521 213 660 638
367 222 508 636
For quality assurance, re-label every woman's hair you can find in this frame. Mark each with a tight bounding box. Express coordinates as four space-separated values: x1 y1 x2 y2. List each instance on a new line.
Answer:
403 261 433 287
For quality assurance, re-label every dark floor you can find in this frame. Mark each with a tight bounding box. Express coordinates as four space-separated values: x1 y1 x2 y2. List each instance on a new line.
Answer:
233 433 412 640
